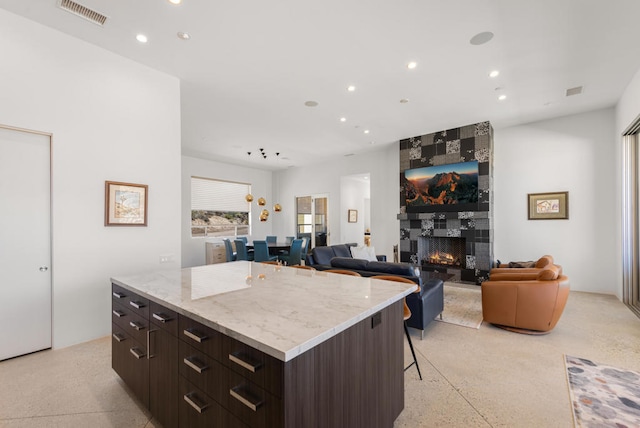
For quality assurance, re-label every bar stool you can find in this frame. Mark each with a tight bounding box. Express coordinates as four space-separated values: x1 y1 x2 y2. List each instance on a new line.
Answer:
373 275 422 380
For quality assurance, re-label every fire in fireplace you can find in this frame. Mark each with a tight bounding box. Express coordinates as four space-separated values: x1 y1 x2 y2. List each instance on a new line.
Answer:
419 236 466 269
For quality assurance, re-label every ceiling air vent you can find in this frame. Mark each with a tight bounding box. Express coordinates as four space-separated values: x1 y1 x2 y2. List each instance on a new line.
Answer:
566 86 583 97
57 0 108 26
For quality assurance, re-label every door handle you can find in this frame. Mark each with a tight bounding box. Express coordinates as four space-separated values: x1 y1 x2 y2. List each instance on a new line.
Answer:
39 266 48 272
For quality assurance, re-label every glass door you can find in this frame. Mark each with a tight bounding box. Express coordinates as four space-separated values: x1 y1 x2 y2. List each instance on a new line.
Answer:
623 129 640 318
296 194 329 249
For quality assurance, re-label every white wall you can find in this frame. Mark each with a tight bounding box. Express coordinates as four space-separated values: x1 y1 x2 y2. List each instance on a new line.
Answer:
181 156 273 267
493 108 617 294
340 176 370 245
0 10 182 349
273 145 399 259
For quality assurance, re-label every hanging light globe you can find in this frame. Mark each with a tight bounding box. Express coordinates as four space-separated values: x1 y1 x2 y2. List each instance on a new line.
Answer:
274 203 282 212
261 209 270 217
245 194 254 203
257 197 266 206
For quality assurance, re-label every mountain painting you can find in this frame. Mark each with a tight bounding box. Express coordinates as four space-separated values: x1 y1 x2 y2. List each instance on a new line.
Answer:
404 161 479 208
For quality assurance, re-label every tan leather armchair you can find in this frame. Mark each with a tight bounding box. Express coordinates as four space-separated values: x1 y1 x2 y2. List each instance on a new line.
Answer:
481 264 570 334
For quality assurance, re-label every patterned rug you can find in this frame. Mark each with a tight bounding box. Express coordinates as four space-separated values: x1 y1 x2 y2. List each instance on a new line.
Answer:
565 355 640 427
435 283 483 329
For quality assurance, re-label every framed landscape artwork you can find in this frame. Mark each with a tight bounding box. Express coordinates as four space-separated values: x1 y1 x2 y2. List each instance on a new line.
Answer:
528 191 568 220
348 209 358 223
105 181 148 226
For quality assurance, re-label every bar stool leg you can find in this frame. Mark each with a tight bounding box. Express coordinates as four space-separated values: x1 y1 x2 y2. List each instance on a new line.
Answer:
404 322 422 380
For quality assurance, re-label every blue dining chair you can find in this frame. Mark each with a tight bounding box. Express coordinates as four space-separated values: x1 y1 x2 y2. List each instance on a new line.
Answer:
280 239 303 266
238 236 253 258
253 240 278 262
266 236 277 244
223 238 236 262
234 239 254 261
285 236 295 245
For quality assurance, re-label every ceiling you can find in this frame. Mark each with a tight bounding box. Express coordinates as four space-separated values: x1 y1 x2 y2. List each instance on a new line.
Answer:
2 0 640 170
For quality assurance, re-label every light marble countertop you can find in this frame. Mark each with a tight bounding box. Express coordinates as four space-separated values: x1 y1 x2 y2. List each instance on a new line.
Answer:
111 261 415 361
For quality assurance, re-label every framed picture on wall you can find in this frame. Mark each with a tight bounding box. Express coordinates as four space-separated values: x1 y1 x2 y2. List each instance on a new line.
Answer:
105 181 148 226
348 209 358 223
528 191 568 220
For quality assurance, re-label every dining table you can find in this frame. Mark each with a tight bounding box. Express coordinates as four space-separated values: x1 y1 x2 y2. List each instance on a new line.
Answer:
247 241 291 256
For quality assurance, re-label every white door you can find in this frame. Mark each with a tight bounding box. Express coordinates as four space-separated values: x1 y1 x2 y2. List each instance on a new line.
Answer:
0 126 51 361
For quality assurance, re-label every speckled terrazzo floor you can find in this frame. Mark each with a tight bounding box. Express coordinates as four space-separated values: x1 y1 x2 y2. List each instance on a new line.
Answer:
0 290 638 428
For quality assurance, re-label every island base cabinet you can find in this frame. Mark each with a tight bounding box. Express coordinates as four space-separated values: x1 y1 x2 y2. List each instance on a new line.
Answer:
111 325 149 409
149 327 179 428
179 377 248 428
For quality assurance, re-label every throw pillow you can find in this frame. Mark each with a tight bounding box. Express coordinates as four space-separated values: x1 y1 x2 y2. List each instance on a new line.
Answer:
508 261 536 268
351 245 377 262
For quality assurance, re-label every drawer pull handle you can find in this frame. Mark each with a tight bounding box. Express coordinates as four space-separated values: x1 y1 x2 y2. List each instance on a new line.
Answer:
230 387 263 412
112 291 126 299
129 347 146 359
112 332 125 342
112 309 126 318
229 353 262 373
183 328 208 343
184 356 209 374
184 392 209 413
129 321 145 331
129 300 146 309
152 312 172 323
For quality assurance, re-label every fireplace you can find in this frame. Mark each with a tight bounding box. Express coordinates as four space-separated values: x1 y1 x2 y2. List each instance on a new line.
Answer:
419 237 465 269
397 121 494 284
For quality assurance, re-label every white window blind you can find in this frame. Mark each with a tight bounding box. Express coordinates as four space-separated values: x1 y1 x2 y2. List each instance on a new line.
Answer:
191 177 250 212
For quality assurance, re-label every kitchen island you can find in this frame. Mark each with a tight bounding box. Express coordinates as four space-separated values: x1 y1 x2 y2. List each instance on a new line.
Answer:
111 261 414 428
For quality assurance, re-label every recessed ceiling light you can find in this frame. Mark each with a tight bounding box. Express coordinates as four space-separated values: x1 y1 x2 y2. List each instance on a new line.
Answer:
136 34 148 43
177 32 190 40
470 31 494 45
304 101 318 107
489 70 500 78
498 94 507 101
168 0 182 4
407 62 417 70
364 130 370 134
347 85 356 92
340 117 347 122
400 98 409 104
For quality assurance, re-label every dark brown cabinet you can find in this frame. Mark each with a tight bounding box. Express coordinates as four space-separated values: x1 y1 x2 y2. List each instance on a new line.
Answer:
112 284 178 427
112 282 404 428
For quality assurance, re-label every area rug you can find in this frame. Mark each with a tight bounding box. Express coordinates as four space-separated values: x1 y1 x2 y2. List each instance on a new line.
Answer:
434 283 483 329
565 355 640 427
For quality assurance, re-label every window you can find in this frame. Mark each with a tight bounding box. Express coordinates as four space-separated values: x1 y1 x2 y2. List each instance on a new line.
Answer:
191 177 250 238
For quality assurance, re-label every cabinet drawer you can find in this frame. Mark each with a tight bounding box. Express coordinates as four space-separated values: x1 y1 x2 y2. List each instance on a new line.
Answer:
149 300 178 336
179 315 222 360
112 301 149 345
224 336 283 397
111 323 149 409
179 340 228 407
227 371 282 428
112 283 149 319
179 377 248 428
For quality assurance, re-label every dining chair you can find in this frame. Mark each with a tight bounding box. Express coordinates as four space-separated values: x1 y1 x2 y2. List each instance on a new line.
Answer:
234 239 254 261
285 236 295 245
253 240 278 262
238 236 254 257
280 239 303 266
372 275 422 380
324 269 361 277
223 238 236 262
266 236 277 244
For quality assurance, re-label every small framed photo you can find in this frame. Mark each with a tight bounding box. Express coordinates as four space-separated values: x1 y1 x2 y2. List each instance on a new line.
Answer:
348 209 358 223
105 181 148 226
528 191 568 220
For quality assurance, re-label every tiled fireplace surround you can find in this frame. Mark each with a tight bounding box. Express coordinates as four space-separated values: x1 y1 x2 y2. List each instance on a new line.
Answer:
398 122 494 284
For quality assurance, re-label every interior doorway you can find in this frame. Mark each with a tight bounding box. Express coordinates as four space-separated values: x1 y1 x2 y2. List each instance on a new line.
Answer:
0 124 52 360
296 194 329 249
622 120 640 318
